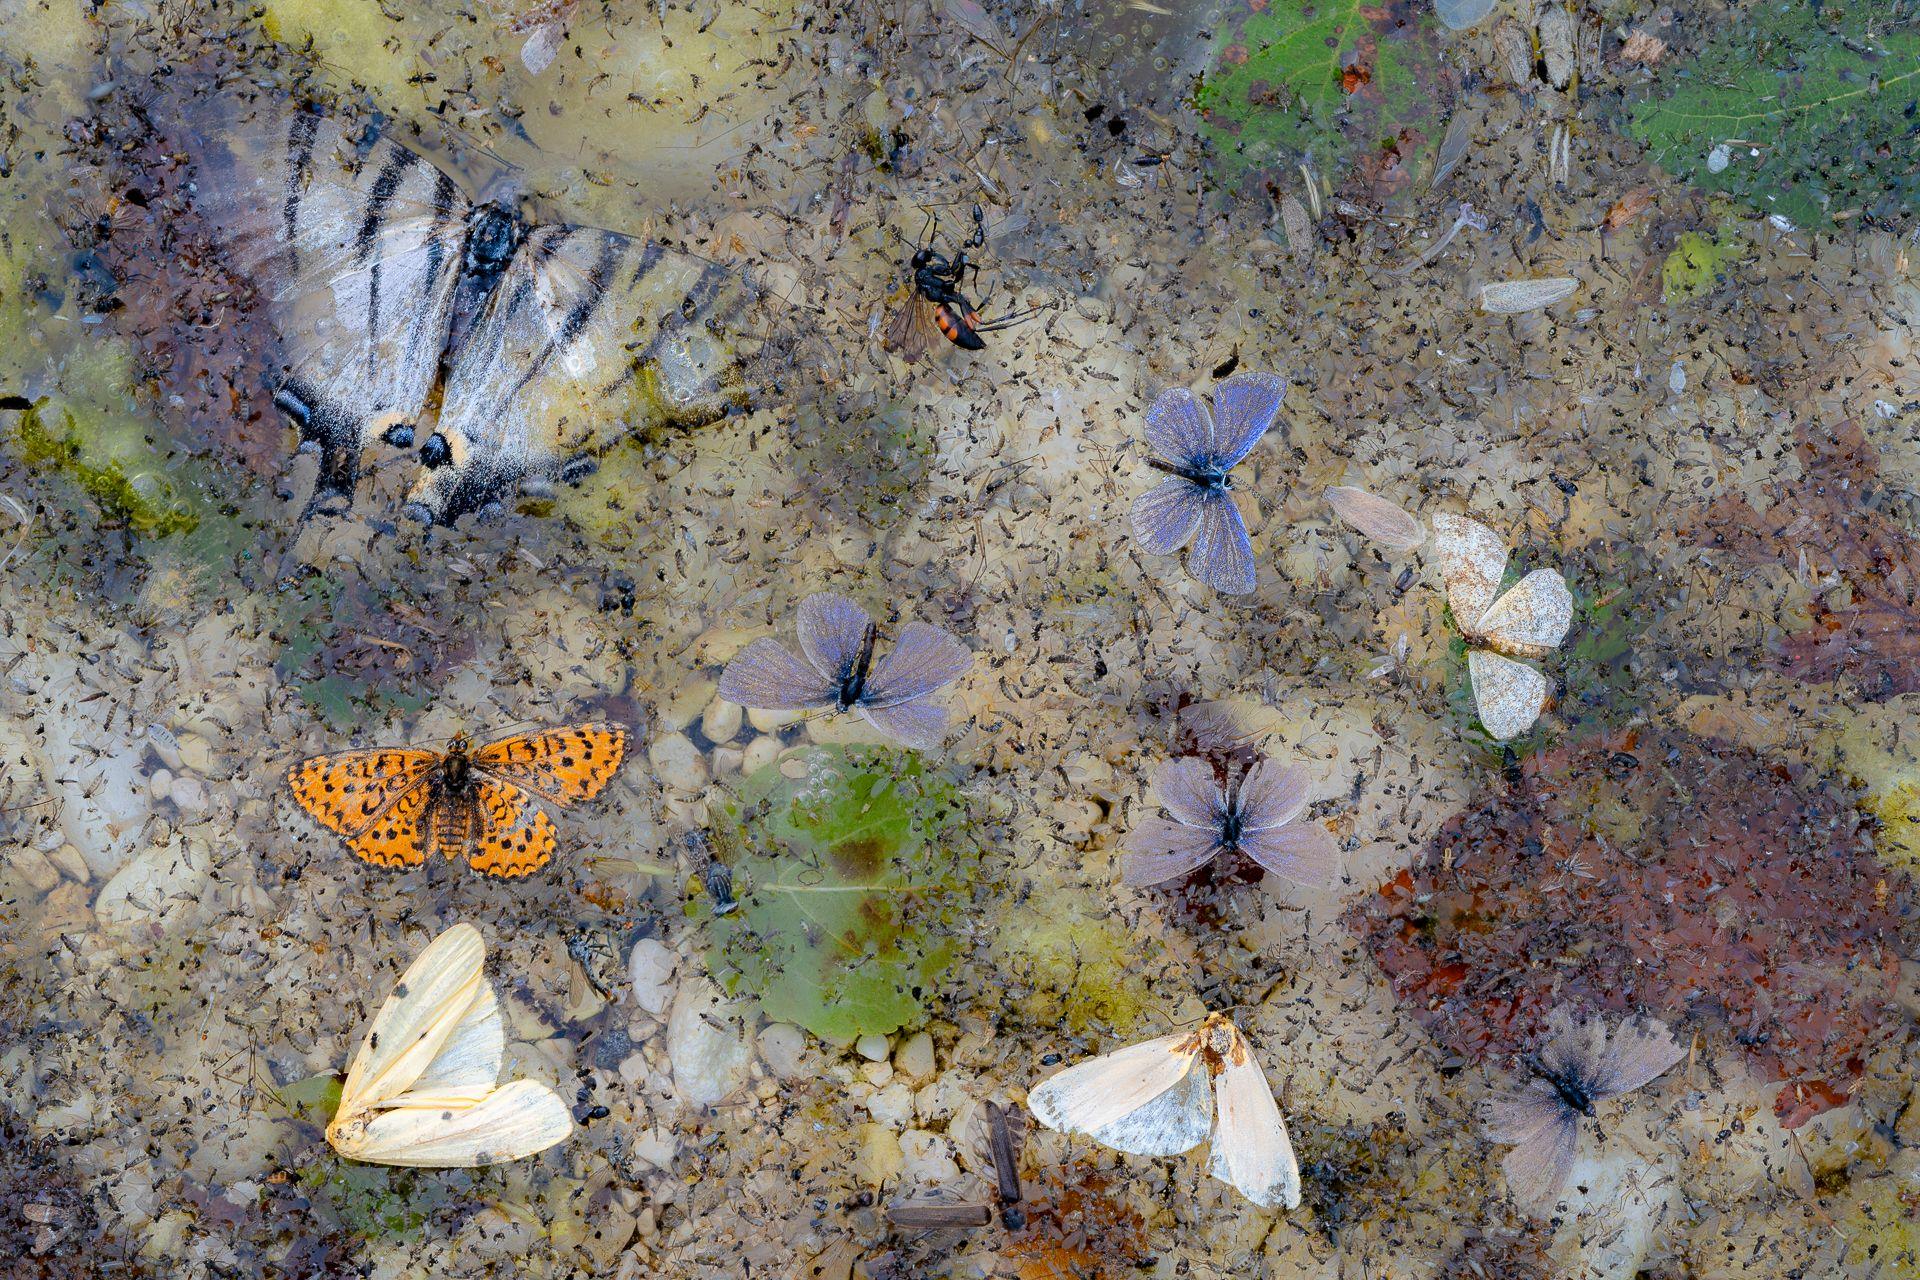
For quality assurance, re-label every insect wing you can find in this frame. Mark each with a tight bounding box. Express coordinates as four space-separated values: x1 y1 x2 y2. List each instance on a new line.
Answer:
1430 513 1511 634
463 777 558 878
332 1078 572 1168
1474 569 1572 658
1131 477 1207 556
1207 372 1286 470
1467 650 1550 740
1325 486 1426 552
1233 760 1311 832
336 924 488 1118
1152 758 1228 829
409 226 792 523
181 104 469 496
1027 1032 1213 1158
795 593 875 684
470 723 628 808
862 622 972 709
857 700 950 750
1142 386 1214 467
1188 490 1257 594
287 748 440 837
1586 1016 1685 1099
1207 1038 1301 1209
1236 821 1341 889
1121 816 1223 886
719 639 840 711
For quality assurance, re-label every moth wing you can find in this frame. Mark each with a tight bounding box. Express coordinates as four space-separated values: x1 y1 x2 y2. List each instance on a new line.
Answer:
338 924 488 1118
180 103 468 496
471 722 628 808
1430 512 1511 634
1325 486 1426 552
1027 1033 1213 1157
1207 1042 1300 1209
330 1079 573 1168
1500 1110 1580 1211
1467 650 1549 741
391 981 504 1107
1587 1016 1686 1098
407 227 791 523
1476 569 1572 657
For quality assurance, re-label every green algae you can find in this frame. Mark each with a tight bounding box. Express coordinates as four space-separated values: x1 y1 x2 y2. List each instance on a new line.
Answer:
702 746 979 1041
1661 228 1747 304
990 893 1156 1037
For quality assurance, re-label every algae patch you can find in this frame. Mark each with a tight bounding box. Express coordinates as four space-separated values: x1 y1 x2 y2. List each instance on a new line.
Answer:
703 745 979 1041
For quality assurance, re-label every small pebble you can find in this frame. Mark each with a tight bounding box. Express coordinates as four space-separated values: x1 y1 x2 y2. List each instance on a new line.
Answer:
7 845 61 894
747 705 805 734
701 695 743 745
740 734 782 774
894 1030 936 1082
176 732 215 775
148 769 173 801
49 845 89 883
661 677 716 732
898 1129 962 1188
758 1023 809 1078
855 1032 891 1062
648 733 709 794
864 1081 915 1128
627 939 678 1016
860 1060 894 1086
709 746 744 776
168 775 208 815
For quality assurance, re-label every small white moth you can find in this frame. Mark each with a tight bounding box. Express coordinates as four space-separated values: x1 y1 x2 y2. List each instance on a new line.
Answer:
1431 513 1572 741
326 923 574 1167
1026 1013 1300 1209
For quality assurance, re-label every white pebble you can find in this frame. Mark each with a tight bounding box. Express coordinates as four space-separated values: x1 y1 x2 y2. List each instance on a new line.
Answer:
7 845 61 894
701 695 743 745
757 1023 810 1078
1668 361 1687 395
747 705 805 734
661 676 716 732
666 979 751 1107
740 735 781 775
49 845 89 883
855 1033 891 1062
894 1030 936 1082
1706 144 1731 174
648 733 709 794
627 939 678 1016
860 1060 894 1086
898 1130 962 1188
168 775 208 815
147 769 173 801
864 1081 916 1128
709 746 744 776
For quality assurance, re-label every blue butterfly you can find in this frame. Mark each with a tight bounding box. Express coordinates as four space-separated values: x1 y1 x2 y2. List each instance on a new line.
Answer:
1129 373 1287 595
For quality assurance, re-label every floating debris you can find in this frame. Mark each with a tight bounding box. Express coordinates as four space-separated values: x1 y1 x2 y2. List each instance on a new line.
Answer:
1325 486 1426 551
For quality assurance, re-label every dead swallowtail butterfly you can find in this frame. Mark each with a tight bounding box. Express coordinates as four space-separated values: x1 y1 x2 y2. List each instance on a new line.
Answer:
177 98 798 525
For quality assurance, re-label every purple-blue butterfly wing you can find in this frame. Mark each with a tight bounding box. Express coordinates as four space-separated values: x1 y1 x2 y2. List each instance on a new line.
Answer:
1208 372 1286 469
862 622 972 708
718 639 838 710
795 593 872 683
1121 816 1223 886
1131 477 1207 556
1143 386 1214 466
1188 491 1256 594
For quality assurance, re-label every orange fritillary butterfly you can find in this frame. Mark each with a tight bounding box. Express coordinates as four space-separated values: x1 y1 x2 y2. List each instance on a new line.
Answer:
286 723 628 878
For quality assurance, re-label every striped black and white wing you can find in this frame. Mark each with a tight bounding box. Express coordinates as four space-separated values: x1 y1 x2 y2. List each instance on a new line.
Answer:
404 226 784 524
184 105 469 503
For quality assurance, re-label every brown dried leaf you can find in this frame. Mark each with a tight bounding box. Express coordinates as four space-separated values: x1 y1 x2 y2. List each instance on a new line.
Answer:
1603 186 1656 231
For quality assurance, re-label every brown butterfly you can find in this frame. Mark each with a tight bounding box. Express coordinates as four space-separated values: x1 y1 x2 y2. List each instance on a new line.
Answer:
286 723 627 878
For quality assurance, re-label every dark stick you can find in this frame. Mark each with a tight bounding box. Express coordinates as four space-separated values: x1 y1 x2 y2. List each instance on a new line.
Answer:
986 1101 1026 1230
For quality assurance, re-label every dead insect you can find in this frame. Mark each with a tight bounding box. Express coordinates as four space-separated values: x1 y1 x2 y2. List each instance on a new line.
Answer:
887 205 1036 356
884 1197 992 1230
985 1100 1027 1229
688 830 738 915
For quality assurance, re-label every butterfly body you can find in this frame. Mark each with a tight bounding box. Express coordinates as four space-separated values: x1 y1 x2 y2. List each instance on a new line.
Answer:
835 622 880 709
287 723 627 878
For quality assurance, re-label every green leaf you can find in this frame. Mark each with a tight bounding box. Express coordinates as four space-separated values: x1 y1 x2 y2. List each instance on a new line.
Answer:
1198 0 1452 202
1660 228 1747 302
703 746 976 1042
1628 3 1920 228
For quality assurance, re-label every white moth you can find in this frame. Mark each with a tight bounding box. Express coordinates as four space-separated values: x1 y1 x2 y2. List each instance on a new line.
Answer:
1026 1013 1300 1209
1431 513 1572 741
327 923 574 1167
1477 277 1578 314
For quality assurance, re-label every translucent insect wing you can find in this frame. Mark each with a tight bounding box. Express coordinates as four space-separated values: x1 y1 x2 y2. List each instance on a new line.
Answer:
1500 1109 1580 1209
1467 650 1550 740
1131 477 1208 556
1236 822 1342 889
1121 816 1224 886
1430 513 1511 633
1473 568 1572 658
857 699 950 750
1027 1034 1214 1157
861 622 972 709
1586 1017 1686 1098
1233 760 1312 832
1153 758 1228 829
1325 486 1426 552
1207 1040 1301 1209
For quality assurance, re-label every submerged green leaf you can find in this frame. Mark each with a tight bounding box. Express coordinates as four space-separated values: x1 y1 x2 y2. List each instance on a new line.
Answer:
704 746 977 1041
1628 3 1920 228
1198 0 1452 203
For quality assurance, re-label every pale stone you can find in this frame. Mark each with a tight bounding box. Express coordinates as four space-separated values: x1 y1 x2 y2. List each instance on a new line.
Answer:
147 769 173 801
176 731 215 776
852 1123 903 1185
94 836 210 929
626 938 678 1016
709 746 744 776
661 676 717 731
8 845 60 894
757 1023 810 1078
865 1081 915 1128
740 734 782 774
855 1033 890 1062
49 844 89 883
666 978 751 1107
167 775 208 815
899 1129 962 1188
701 695 743 745
626 1125 679 1171
894 1030 936 1082
859 1060 893 1086
746 705 805 733
647 733 709 794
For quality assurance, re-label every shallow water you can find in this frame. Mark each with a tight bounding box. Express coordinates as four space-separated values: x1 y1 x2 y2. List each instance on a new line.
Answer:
2 0 1919 1276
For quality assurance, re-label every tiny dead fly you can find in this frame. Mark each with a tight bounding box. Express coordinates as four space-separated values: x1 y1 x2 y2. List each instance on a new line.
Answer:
886 204 1038 357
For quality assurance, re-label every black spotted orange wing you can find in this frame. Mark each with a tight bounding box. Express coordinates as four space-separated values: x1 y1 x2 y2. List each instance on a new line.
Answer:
463 778 559 878
469 723 628 809
286 749 441 859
